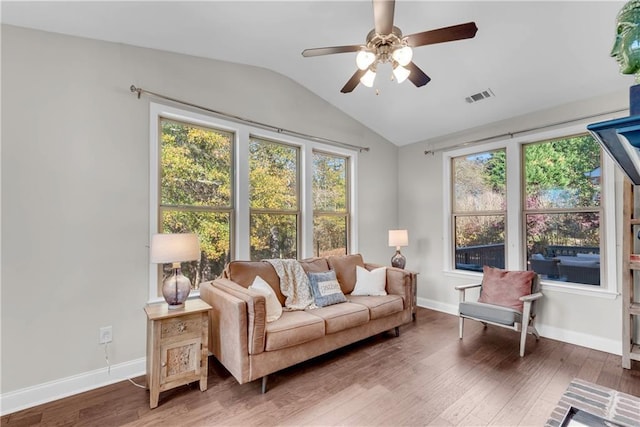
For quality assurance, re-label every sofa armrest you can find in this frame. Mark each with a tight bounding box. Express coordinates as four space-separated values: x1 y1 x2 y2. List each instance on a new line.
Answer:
383 266 412 309
208 278 267 356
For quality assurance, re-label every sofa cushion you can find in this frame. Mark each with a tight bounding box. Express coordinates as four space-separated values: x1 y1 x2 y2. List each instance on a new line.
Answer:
307 270 348 307
352 266 387 296
306 302 369 334
347 294 404 320
264 311 325 351
299 257 330 273
249 275 283 323
327 254 365 294
459 301 522 326
224 261 286 305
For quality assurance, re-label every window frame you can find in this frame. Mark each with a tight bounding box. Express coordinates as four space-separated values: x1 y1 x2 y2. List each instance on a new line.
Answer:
149 102 358 302
312 149 352 257
450 148 507 272
443 122 617 298
248 136 301 260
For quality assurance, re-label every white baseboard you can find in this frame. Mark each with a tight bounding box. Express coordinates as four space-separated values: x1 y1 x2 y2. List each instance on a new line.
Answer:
416 298 622 356
0 357 146 416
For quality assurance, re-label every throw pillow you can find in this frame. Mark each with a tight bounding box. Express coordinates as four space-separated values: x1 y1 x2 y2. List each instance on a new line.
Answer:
249 275 283 322
351 266 387 296
478 266 536 312
307 270 347 307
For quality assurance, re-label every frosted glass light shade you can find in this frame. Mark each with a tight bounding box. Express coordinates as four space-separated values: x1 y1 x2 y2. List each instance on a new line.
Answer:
356 49 376 70
388 229 408 248
393 65 411 83
360 69 377 87
392 46 413 66
150 233 200 264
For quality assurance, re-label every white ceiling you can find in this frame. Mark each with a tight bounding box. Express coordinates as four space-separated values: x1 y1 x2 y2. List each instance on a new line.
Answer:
1 1 634 146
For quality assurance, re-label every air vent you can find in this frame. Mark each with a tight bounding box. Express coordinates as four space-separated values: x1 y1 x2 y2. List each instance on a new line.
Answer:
465 88 495 104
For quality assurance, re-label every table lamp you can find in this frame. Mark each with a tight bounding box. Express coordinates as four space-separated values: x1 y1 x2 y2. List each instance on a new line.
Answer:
150 233 201 309
388 229 408 269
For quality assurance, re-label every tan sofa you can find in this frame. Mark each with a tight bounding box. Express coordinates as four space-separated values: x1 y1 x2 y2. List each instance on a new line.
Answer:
199 254 413 392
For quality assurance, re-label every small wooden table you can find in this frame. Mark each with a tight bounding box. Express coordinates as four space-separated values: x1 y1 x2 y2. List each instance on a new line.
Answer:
145 298 211 409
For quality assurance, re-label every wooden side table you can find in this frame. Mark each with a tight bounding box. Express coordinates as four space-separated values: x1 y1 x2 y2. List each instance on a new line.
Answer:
145 298 212 409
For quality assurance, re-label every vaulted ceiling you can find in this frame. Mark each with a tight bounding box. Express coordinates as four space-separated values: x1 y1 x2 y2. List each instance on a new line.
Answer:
1 1 633 146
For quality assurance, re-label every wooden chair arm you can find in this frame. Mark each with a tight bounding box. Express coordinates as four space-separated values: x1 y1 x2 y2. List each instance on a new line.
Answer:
519 292 543 302
454 283 482 291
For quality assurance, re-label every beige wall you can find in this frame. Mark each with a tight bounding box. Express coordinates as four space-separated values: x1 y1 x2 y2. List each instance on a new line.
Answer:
0 24 399 400
398 90 630 353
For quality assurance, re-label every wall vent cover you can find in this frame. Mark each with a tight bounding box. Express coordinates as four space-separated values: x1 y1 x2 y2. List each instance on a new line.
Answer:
465 88 495 104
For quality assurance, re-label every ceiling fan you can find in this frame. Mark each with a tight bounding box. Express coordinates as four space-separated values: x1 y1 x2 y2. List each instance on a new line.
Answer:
301 0 478 93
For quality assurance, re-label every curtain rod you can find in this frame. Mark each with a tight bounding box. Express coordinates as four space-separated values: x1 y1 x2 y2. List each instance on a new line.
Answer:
129 85 370 153
423 107 629 155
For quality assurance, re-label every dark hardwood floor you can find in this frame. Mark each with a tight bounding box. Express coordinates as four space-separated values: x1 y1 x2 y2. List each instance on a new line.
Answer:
3 308 639 426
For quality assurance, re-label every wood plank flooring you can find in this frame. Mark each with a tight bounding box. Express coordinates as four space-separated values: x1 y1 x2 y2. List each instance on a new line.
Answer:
3 308 639 426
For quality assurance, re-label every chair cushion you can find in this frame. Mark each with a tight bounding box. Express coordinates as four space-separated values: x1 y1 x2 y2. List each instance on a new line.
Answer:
459 301 522 326
264 311 325 351
478 266 535 312
306 302 369 334
347 294 404 320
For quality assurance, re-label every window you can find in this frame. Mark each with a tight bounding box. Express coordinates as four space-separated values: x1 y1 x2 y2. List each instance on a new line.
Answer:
150 103 358 300
158 117 233 288
445 128 611 292
249 137 299 260
451 149 506 271
312 151 350 257
524 135 601 285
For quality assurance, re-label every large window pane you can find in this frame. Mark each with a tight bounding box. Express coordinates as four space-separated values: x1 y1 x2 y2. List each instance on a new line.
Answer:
313 215 347 257
313 152 347 211
160 119 232 207
453 150 506 212
454 215 505 271
249 139 298 210
526 212 600 284
161 210 231 286
524 136 600 210
250 214 297 260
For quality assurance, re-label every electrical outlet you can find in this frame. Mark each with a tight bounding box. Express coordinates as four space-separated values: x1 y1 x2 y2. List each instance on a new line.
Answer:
99 326 113 344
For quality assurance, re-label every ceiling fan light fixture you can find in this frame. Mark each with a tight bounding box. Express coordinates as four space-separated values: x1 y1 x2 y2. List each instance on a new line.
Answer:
356 49 376 70
392 64 411 84
360 69 377 87
392 45 413 66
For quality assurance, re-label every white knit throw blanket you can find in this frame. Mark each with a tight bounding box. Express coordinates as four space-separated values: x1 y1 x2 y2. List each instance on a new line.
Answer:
266 259 316 310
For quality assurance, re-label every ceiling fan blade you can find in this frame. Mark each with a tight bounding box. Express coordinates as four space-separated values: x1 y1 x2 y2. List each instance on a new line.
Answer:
405 62 431 87
302 45 361 57
405 22 478 48
373 0 395 35
341 69 366 93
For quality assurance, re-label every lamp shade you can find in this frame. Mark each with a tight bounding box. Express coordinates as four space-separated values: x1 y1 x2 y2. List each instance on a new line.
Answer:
388 229 408 247
150 233 200 264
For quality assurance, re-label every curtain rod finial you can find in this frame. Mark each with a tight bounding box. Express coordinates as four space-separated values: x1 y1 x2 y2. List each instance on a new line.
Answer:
130 85 141 99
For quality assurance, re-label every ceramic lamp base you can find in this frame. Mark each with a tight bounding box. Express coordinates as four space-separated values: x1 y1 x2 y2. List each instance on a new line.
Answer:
162 267 191 309
391 250 406 269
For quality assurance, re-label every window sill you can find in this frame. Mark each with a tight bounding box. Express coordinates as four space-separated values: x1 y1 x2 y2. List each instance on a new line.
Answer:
444 269 618 300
